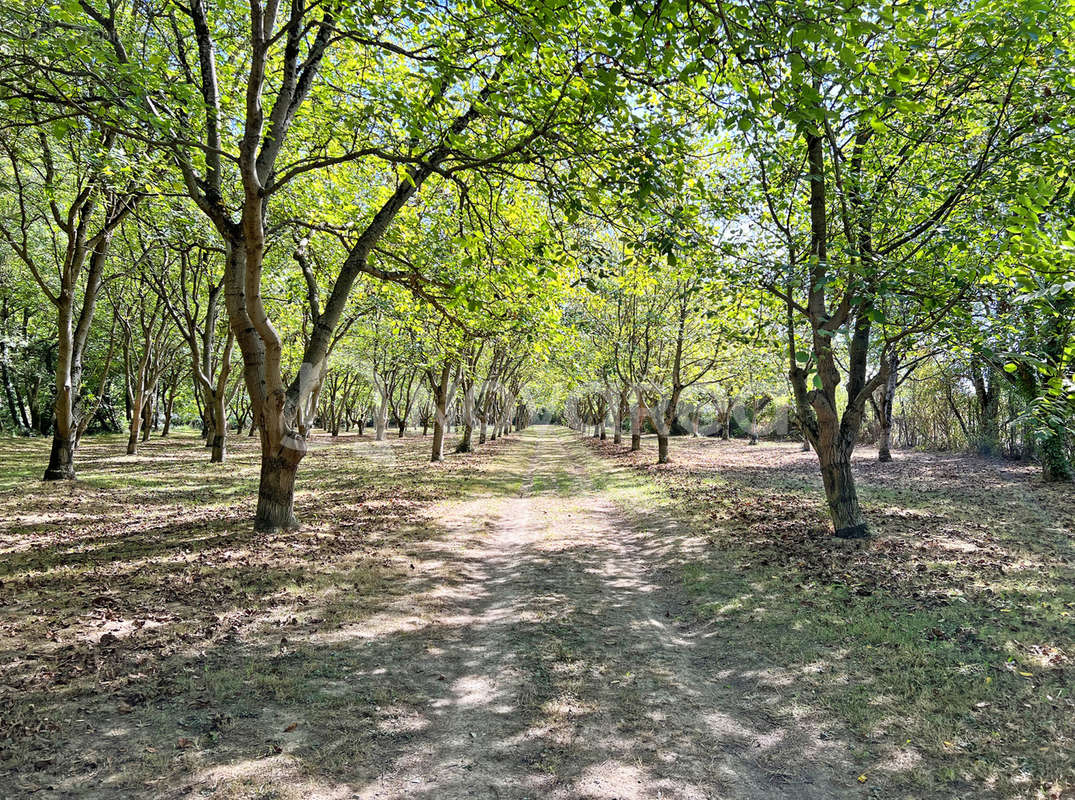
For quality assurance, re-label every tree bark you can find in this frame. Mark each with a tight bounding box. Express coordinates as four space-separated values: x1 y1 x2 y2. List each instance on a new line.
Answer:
255 445 301 531
630 392 642 451
456 423 473 452
657 433 669 464
44 428 75 480
429 362 452 462
374 392 388 441
210 390 228 462
818 442 868 538
877 352 899 462
614 390 625 445
44 296 77 479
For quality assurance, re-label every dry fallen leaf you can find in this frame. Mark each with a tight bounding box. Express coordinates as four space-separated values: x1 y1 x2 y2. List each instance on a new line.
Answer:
284 722 298 732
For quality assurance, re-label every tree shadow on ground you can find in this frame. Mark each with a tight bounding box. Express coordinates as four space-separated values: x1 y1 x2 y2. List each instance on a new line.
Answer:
583 432 1075 798
1 428 861 800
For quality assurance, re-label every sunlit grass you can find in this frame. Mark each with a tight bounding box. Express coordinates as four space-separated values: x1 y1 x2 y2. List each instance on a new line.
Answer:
583 432 1075 799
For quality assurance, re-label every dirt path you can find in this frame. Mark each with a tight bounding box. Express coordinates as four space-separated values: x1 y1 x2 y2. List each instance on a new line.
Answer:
319 427 856 800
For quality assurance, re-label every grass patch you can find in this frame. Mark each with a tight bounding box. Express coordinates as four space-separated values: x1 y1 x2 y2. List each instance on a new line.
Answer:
582 433 1075 800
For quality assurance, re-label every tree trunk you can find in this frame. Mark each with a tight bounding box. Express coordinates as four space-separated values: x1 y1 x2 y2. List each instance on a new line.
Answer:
818 444 868 538
430 363 451 462
431 418 446 461
614 392 625 445
127 387 144 455
44 428 75 480
141 395 153 442
44 298 77 480
210 392 227 463
657 433 669 464
1 358 23 431
161 389 175 436
255 448 300 532
456 423 473 453
375 395 388 441
630 395 642 451
877 353 899 462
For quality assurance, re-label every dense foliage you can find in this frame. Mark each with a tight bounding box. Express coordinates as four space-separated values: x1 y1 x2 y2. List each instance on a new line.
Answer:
0 0 1071 534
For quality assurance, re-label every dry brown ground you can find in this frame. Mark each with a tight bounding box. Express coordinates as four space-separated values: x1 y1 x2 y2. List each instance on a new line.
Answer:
0 426 1072 799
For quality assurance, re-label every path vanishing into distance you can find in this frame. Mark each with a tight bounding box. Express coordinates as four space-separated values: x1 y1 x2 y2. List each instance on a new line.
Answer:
233 426 856 800
2 426 868 800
